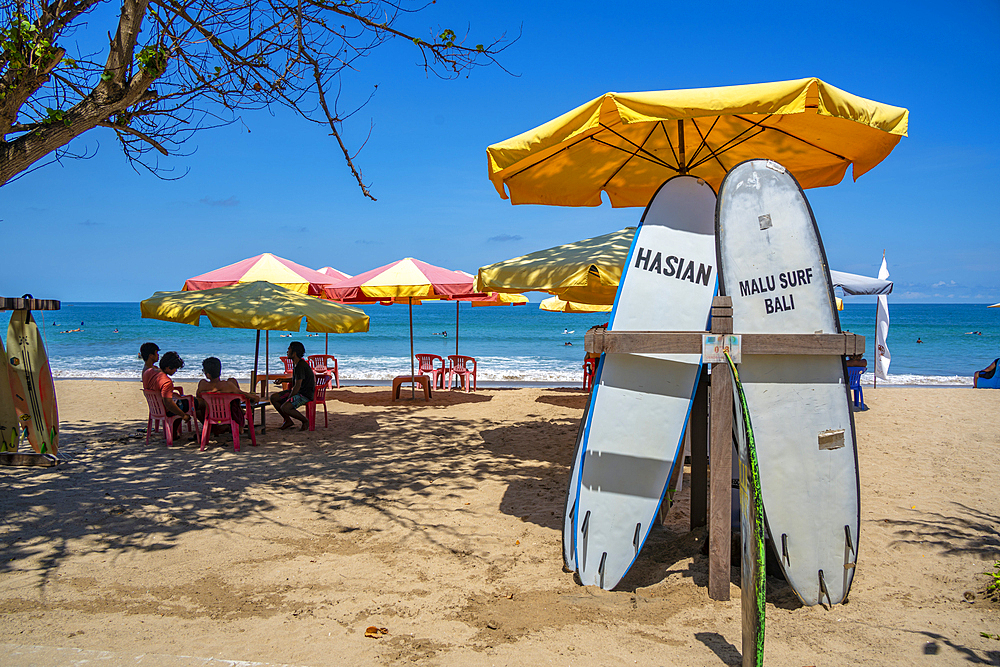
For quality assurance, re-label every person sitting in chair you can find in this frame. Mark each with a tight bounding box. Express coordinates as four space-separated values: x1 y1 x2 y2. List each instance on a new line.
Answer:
269 341 315 431
974 358 998 388
140 342 161 389
196 357 259 433
150 351 191 438
846 354 868 370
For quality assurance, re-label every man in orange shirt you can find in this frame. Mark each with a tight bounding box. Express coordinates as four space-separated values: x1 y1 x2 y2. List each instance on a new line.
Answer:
151 351 191 437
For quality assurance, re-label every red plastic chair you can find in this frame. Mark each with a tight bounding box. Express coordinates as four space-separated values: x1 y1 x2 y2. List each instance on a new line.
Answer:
280 356 296 373
583 357 598 391
143 389 194 447
306 374 332 431
200 392 255 452
446 355 477 392
307 354 340 388
415 353 447 389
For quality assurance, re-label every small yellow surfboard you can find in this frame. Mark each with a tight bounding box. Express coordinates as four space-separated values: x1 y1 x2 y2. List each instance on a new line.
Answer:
0 334 20 452
7 310 58 456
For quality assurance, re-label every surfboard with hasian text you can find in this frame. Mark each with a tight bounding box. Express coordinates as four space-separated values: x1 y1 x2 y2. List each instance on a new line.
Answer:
716 159 859 606
564 175 717 590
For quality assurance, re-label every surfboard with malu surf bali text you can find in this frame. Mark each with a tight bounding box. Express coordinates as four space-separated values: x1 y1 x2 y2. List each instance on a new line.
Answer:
716 159 859 606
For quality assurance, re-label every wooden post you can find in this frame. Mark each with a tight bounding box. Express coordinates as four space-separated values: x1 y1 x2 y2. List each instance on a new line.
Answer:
709 296 733 601
690 365 709 529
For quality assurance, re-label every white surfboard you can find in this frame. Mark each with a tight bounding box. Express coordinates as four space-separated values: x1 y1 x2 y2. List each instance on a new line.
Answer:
716 159 860 606
565 175 718 590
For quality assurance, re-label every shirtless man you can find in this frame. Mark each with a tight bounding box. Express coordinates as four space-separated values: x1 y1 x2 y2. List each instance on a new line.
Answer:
196 357 258 431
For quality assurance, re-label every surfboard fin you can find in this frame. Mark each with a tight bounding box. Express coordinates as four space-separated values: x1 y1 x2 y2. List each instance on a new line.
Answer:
818 569 832 608
632 523 642 553
598 552 608 589
781 533 790 565
844 525 857 570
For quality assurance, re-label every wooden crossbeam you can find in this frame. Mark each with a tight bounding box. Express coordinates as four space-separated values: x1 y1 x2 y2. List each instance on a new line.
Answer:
585 330 865 356
0 297 61 311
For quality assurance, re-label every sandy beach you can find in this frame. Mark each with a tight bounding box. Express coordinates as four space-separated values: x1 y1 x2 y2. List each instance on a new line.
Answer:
0 381 998 666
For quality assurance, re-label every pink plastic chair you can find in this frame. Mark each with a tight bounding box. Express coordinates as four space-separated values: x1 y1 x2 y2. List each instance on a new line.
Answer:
446 355 477 392
415 353 447 389
143 389 194 447
200 392 255 452
307 354 340 388
280 356 296 373
306 374 332 431
583 357 598 391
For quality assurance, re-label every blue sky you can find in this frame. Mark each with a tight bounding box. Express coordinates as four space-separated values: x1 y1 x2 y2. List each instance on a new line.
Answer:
2 0 998 303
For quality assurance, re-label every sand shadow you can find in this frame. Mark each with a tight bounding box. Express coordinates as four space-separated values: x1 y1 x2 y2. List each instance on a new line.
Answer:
916 631 1000 665
535 393 590 410
479 420 580 531
694 631 742 666
887 502 1000 558
327 389 491 408
1 405 570 579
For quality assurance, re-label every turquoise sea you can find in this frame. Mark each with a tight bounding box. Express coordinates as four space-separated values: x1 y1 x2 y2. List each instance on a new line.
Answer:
29 302 1000 386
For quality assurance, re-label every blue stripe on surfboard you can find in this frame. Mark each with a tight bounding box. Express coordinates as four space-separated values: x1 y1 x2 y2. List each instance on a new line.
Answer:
568 351 607 572
569 192 647 573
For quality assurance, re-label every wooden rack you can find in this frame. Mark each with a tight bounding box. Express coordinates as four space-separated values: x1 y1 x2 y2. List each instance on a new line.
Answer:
0 297 61 311
585 295 864 601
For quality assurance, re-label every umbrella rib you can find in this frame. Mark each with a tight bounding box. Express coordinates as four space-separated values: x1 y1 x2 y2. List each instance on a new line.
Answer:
732 114 850 162
594 123 676 169
686 117 732 174
658 121 681 169
684 117 727 172
500 131 599 181
598 122 669 191
687 125 768 171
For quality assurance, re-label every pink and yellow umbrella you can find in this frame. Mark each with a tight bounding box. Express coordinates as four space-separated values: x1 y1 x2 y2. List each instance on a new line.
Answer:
316 266 352 282
184 253 341 295
324 258 480 394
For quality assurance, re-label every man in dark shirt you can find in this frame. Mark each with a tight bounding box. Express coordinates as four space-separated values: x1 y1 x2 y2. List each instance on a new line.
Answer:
270 341 315 431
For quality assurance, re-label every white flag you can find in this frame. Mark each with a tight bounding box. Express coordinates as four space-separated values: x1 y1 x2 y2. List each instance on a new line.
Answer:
875 255 891 381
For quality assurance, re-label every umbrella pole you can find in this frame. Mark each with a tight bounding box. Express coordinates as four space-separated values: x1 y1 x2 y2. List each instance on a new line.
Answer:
455 301 460 356
873 302 878 390
677 119 687 174
409 297 416 399
253 329 261 433
325 332 329 356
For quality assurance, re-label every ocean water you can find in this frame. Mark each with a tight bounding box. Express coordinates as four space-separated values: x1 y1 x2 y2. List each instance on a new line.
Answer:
28 302 999 386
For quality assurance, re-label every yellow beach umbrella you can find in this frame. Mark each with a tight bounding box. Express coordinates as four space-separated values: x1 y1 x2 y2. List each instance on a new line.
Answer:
469 292 529 307
539 297 612 313
142 281 369 333
142 282 369 403
477 227 635 305
488 78 908 207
